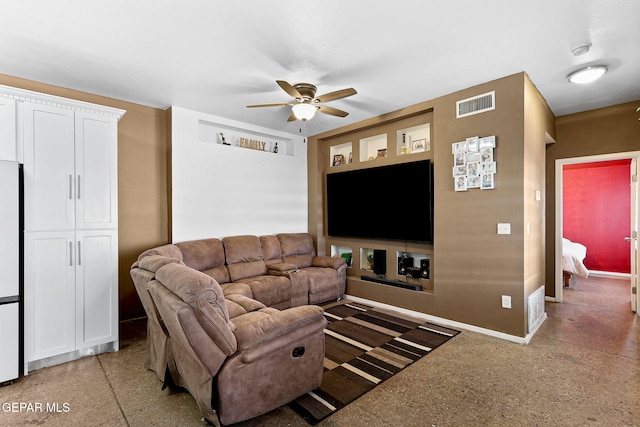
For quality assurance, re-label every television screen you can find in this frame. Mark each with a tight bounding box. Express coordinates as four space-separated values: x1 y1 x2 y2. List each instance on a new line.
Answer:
326 160 433 242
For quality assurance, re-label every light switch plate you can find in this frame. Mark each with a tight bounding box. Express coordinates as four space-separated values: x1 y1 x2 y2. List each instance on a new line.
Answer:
497 223 511 234
501 295 512 309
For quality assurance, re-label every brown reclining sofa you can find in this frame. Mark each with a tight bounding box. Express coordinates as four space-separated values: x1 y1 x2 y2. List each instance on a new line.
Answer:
130 233 347 425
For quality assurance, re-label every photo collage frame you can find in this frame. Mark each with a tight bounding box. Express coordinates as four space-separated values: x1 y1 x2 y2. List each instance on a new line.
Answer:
452 135 496 191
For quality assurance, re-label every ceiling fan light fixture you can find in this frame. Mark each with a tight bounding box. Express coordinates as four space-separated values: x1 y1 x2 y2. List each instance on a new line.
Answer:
567 65 608 84
292 103 317 121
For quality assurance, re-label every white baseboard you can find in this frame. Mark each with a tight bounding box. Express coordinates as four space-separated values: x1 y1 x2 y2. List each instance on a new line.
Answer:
588 270 631 279
345 294 545 345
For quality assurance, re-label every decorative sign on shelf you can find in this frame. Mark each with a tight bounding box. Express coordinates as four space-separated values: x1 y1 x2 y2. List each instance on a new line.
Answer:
452 135 496 191
218 133 280 154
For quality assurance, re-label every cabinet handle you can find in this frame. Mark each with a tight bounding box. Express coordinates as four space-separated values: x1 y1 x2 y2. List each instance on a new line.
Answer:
69 175 73 200
69 241 73 266
77 175 81 199
77 241 82 266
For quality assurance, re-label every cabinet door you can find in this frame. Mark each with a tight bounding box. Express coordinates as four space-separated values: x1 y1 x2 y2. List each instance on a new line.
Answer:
75 229 118 349
0 98 17 161
23 103 75 231
24 231 76 363
75 111 118 230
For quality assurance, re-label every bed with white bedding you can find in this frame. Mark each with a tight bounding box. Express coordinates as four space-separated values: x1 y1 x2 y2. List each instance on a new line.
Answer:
562 238 589 286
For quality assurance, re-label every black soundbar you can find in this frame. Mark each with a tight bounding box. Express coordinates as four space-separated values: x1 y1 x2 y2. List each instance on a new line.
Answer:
360 275 422 291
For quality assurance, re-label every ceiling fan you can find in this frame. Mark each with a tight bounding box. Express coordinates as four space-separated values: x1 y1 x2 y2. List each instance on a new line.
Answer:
247 80 357 121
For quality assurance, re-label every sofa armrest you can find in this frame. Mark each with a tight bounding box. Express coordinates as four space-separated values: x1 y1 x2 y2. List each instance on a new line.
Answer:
267 262 299 274
312 256 346 270
234 306 325 363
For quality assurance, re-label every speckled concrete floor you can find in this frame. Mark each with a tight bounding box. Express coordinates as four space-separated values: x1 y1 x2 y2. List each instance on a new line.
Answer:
1 276 637 426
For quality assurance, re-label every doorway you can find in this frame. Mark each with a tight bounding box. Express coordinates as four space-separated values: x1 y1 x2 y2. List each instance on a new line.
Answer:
555 151 639 312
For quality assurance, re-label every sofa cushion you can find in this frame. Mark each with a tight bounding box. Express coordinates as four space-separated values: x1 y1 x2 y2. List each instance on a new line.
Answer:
176 238 230 284
156 263 237 355
235 275 291 307
277 233 315 268
138 254 183 273
138 243 184 262
223 235 268 281
305 267 340 304
225 294 266 314
260 235 283 265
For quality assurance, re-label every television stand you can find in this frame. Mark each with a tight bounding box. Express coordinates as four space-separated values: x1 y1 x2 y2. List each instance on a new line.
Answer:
361 275 422 291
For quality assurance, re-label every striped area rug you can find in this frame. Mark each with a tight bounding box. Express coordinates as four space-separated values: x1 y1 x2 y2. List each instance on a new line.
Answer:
289 300 460 425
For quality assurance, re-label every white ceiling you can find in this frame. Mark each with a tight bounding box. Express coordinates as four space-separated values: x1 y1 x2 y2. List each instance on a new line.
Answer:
2 0 639 136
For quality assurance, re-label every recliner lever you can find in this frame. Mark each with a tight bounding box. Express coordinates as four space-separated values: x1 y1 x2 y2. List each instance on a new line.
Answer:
292 347 305 358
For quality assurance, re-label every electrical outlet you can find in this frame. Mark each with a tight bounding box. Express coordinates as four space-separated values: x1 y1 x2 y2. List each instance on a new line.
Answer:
501 295 512 309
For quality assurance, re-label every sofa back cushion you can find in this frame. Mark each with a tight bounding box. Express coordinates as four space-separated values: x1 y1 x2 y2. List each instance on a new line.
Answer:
138 244 184 263
278 233 315 268
260 235 283 266
176 238 230 284
138 254 184 273
223 235 267 281
156 262 237 355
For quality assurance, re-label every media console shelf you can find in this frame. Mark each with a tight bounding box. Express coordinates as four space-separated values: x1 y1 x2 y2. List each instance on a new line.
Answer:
318 107 435 301
361 275 422 291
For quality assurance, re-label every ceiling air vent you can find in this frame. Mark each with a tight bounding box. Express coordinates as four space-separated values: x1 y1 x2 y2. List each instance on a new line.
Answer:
456 91 495 118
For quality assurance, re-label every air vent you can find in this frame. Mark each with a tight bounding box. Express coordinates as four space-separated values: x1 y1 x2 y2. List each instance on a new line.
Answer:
456 91 495 118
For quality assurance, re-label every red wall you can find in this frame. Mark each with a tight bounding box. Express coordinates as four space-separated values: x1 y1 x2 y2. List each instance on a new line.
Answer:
563 159 631 273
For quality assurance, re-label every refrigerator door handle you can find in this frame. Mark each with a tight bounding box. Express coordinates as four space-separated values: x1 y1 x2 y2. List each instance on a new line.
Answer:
77 241 81 266
69 241 73 266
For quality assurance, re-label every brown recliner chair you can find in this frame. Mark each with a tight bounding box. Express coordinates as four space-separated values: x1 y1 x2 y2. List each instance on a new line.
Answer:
147 262 327 425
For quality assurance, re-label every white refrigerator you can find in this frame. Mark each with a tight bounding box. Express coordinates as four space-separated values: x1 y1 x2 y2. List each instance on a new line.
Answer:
0 160 21 383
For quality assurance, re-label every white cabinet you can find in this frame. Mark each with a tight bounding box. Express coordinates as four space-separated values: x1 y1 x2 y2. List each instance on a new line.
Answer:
23 105 117 232
24 229 118 363
0 97 17 161
23 103 76 231
75 229 118 349
24 231 77 361
1 84 126 373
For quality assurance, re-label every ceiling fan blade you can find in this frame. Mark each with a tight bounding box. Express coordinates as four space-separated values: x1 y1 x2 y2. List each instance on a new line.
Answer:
287 111 297 122
317 105 349 118
276 80 302 99
246 102 293 108
314 88 357 103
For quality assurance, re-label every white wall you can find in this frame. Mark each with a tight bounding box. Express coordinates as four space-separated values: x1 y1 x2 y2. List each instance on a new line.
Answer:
171 106 308 242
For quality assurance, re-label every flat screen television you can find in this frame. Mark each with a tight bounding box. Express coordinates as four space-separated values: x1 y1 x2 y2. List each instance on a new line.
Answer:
326 159 433 242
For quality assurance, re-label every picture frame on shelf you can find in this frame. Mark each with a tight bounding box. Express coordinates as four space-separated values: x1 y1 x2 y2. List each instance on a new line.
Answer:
333 154 345 166
411 138 427 153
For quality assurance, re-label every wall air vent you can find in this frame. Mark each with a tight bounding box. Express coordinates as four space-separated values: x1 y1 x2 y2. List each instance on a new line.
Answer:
456 91 495 118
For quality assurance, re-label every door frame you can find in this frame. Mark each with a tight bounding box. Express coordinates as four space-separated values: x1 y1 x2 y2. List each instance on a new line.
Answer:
555 150 640 307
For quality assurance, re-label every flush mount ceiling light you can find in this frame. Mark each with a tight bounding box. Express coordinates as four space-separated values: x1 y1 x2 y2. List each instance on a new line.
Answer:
567 65 608 84
291 102 318 121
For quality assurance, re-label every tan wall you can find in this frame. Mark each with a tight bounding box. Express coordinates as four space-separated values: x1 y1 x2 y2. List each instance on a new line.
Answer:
0 74 169 321
545 100 640 296
523 75 555 299
310 73 552 337
433 73 528 336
